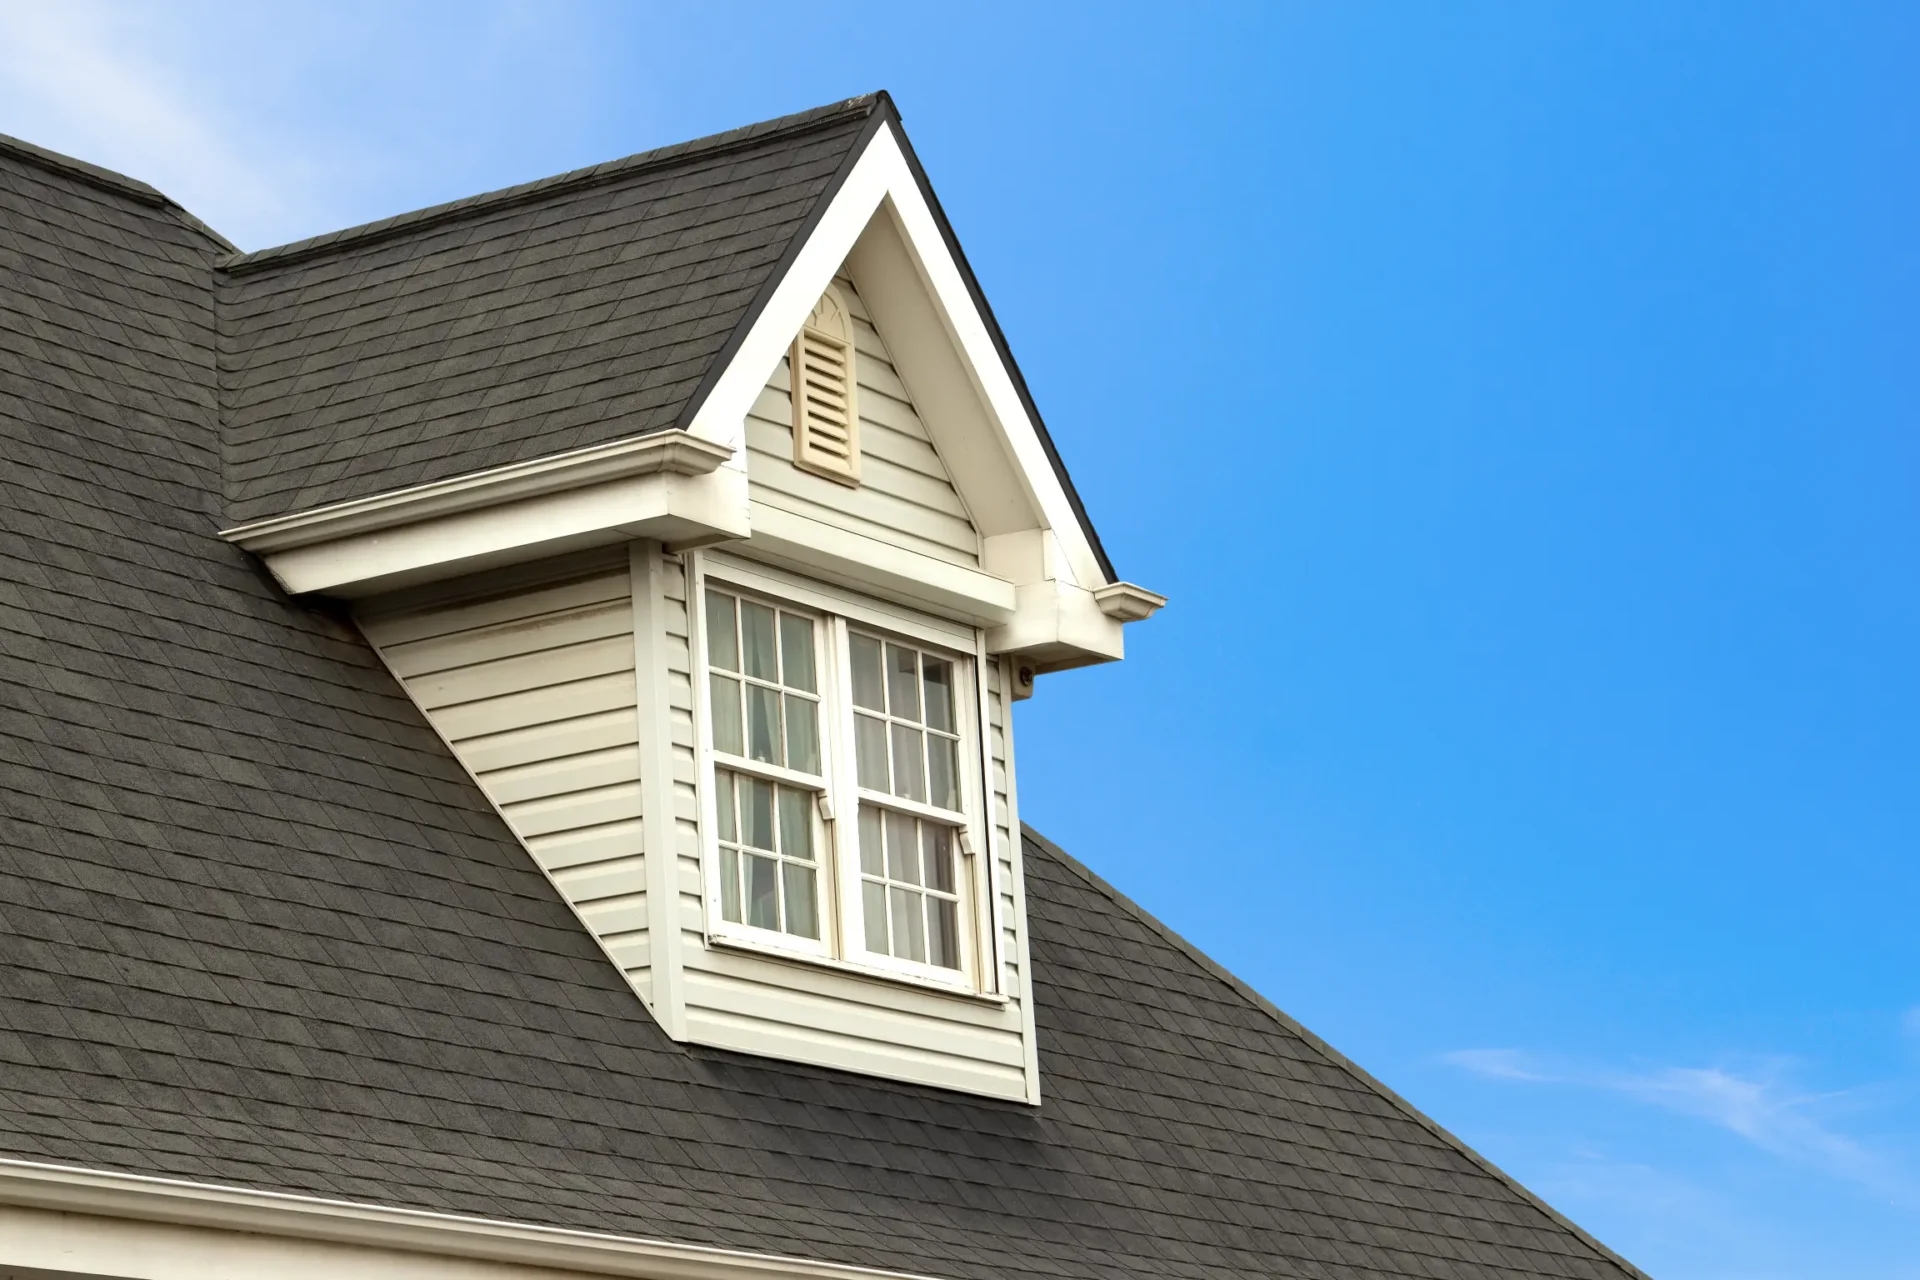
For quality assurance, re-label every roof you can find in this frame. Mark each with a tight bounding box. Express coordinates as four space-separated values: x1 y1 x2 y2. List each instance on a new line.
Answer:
219 96 883 526
0 111 1644 1279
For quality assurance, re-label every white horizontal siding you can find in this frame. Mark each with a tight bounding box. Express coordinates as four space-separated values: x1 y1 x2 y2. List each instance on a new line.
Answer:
359 562 653 1000
682 957 1028 1098
747 274 979 567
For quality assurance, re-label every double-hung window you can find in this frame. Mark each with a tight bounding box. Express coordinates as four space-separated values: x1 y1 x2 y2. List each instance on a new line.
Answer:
695 554 989 989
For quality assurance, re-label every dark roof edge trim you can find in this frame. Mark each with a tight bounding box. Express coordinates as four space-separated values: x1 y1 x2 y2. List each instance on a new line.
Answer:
219 95 882 278
1020 823 1655 1280
885 113 1116 582
0 133 241 256
668 96 893 444
0 132 166 205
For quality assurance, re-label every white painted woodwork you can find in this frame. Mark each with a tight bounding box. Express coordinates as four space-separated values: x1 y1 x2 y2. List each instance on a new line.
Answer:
749 275 980 568
225 432 746 598
789 285 860 485
684 123 1108 591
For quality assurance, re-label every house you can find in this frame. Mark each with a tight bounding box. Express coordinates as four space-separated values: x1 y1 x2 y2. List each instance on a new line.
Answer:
0 93 1650 1279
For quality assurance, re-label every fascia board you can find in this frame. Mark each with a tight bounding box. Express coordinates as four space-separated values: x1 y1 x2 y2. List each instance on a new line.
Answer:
684 123 1111 593
220 431 734 554
219 433 746 598
0 1157 949 1280
742 501 1017 625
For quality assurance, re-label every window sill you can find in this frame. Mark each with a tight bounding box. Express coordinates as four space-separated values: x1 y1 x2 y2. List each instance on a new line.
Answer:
704 931 1009 1006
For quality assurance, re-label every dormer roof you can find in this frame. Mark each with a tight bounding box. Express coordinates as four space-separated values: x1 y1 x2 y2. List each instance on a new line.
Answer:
214 92 1111 580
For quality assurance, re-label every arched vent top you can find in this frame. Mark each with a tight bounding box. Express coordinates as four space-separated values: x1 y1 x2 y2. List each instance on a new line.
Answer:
791 283 860 486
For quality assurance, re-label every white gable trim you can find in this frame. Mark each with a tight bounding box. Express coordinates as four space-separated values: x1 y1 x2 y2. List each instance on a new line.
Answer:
0 1157 947 1280
686 122 1108 593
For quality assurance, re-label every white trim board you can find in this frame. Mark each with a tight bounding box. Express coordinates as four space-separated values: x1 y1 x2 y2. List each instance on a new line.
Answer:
0 1157 951 1280
686 122 1110 595
222 432 745 598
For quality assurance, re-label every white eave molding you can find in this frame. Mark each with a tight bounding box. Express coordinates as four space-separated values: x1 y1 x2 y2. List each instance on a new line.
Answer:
224 431 734 554
0 1157 949 1280
1093 582 1166 623
220 430 744 598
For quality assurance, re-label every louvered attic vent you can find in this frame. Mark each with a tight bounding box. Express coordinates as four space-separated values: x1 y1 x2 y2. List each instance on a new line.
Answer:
791 284 860 485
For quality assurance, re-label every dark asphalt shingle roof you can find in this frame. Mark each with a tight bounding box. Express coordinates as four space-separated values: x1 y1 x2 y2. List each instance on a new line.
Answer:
0 113 1646 1280
218 96 880 525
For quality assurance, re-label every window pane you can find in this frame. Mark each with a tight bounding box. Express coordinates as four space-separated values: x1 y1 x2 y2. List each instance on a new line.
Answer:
854 713 889 791
709 674 743 756
714 770 736 842
784 695 819 776
849 632 885 711
891 887 926 963
863 881 890 954
747 684 781 764
704 590 738 671
890 723 925 802
922 657 954 733
779 614 816 693
777 786 812 862
885 810 920 885
858 804 885 876
927 735 959 811
886 644 920 722
719 848 741 923
921 824 954 893
742 776 775 850
783 864 819 939
928 898 960 970
741 600 778 682
746 854 780 930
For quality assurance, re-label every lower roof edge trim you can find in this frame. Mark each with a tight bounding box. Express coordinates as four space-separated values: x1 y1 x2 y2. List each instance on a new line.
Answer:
0 1156 949 1280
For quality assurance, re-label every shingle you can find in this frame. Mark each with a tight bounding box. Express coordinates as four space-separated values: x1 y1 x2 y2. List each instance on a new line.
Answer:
0 114 1650 1280
213 101 875 525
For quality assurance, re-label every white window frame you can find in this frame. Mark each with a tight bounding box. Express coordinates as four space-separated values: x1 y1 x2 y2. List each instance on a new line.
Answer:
700 584 835 960
690 549 995 993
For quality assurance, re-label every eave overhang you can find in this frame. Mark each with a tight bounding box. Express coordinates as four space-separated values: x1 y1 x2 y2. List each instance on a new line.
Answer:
0 1157 947 1280
219 430 742 598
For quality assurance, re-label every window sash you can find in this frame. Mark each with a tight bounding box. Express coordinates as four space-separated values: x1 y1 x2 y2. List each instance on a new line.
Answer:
826 616 979 981
693 552 985 987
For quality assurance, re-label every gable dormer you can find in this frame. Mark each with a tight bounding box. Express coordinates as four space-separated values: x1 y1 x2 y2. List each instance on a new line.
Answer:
221 94 1162 1102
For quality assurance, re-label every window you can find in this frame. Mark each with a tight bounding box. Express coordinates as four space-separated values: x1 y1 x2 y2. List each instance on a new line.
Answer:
696 559 988 986
790 285 860 486
705 589 825 942
850 634 965 968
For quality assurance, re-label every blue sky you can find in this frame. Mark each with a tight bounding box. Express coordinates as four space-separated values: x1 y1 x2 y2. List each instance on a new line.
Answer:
3 2 1914 1275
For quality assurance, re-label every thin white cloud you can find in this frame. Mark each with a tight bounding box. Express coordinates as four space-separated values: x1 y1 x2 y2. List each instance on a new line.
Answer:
0 0 615 250
1445 1047 1919 1206
1439 1047 1547 1081
0 1 298 234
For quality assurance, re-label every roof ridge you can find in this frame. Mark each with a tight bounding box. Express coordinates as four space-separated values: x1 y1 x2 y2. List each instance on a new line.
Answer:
0 131 168 205
1019 823 1656 1280
0 132 241 255
219 93 884 278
